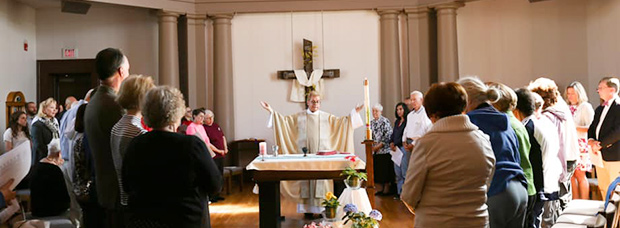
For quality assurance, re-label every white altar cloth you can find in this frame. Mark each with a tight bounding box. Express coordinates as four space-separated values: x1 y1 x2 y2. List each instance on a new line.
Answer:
246 154 365 171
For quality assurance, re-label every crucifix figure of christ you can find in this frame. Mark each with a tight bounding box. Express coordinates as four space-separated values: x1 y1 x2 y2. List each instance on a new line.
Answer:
277 39 340 103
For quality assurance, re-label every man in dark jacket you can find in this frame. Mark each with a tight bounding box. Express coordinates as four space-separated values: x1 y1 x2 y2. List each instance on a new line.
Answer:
589 77 620 198
84 48 129 228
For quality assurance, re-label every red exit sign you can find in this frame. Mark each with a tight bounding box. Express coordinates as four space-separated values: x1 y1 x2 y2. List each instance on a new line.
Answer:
62 48 78 58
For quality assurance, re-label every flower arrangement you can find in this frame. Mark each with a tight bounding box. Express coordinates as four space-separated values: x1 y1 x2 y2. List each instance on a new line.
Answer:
342 204 382 228
303 222 332 228
322 192 340 219
322 192 340 208
341 167 367 181
341 167 367 189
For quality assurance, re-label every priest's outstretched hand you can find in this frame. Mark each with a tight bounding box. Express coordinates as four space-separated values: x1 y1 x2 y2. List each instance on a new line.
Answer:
355 104 364 113
260 101 273 113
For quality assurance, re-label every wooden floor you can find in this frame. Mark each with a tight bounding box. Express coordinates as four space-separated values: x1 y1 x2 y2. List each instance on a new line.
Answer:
210 185 415 228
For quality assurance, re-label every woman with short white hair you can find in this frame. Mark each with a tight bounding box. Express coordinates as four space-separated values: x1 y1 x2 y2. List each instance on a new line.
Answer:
122 86 222 228
371 103 394 195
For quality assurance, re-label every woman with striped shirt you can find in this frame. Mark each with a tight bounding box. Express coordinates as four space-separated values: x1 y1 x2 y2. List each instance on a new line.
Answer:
110 75 155 208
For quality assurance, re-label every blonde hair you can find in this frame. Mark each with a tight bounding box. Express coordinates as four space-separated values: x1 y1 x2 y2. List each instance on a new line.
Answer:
116 75 155 110
37 97 57 118
565 81 589 105
487 82 517 112
457 76 500 108
142 86 186 129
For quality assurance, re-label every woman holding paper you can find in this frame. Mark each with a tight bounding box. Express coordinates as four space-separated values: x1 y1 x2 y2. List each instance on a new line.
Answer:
370 104 394 195
390 102 409 199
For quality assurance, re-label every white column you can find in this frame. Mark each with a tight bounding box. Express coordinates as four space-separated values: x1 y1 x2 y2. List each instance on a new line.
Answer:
158 10 181 87
187 14 208 109
435 2 464 83
211 13 235 139
405 7 432 93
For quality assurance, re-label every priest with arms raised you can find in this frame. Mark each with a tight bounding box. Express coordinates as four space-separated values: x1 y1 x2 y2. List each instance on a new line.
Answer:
260 91 364 218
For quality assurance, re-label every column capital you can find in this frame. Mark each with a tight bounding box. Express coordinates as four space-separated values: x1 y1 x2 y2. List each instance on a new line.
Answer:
158 10 181 18
433 1 465 11
209 13 234 20
187 13 207 26
187 13 207 20
404 6 431 15
158 10 180 23
376 8 401 16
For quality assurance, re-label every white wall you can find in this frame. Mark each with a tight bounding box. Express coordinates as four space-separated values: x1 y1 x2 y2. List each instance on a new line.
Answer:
231 11 380 161
587 0 620 104
457 0 589 93
0 0 37 138
36 3 159 82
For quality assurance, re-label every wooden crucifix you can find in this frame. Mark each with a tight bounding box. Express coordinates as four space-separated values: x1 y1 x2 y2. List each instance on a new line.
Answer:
277 39 340 100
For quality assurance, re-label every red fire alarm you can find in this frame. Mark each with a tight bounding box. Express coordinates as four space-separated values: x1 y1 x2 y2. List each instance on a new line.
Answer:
23 40 28 51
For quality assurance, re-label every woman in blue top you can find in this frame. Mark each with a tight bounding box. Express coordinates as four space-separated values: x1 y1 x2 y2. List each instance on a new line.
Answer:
458 77 528 228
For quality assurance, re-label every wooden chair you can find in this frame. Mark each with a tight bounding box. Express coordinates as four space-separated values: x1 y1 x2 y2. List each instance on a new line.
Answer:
223 169 232 195
224 166 244 193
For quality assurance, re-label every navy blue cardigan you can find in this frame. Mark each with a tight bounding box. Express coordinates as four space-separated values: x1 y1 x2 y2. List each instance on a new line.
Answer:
467 104 527 197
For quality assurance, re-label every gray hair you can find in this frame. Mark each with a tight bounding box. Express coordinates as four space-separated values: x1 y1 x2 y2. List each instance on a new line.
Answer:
47 138 61 156
372 103 383 112
410 91 423 98
142 86 186 129
205 109 214 117
457 76 500 108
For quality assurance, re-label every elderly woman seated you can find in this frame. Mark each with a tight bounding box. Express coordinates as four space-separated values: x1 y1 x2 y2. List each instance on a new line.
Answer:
401 82 496 228
30 138 80 225
122 86 223 228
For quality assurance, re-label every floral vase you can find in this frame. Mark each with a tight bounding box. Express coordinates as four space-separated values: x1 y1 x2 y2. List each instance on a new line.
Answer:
344 177 362 190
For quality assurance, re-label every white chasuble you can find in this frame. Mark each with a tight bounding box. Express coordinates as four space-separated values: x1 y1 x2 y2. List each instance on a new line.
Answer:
268 109 363 213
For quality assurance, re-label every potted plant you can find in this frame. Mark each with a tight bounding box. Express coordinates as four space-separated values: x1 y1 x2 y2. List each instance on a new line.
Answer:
342 204 382 228
340 167 367 189
321 192 340 219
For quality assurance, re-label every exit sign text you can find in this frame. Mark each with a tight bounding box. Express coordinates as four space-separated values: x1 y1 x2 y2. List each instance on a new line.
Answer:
62 48 78 58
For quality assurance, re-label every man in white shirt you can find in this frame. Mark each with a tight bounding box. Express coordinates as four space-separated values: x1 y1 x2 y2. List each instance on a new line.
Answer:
395 91 432 198
588 77 620 197
403 91 432 150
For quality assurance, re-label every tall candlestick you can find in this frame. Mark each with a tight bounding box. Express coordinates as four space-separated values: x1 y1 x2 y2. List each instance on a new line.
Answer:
364 78 372 140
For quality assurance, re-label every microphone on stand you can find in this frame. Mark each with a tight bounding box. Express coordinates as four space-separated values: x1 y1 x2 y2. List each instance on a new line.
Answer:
302 147 308 157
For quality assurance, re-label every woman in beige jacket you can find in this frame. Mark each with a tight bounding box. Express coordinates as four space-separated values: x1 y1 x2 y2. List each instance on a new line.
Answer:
402 82 496 228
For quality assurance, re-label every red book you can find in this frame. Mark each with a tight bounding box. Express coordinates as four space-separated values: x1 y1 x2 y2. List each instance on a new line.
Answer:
316 150 337 156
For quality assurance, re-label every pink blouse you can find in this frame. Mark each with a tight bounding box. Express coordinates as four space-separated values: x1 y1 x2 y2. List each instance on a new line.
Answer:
186 122 211 146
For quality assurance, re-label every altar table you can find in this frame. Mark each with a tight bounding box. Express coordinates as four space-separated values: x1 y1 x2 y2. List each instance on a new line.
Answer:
247 154 365 228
